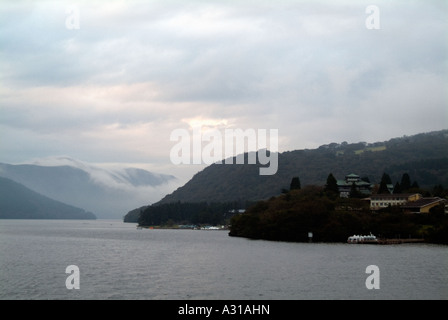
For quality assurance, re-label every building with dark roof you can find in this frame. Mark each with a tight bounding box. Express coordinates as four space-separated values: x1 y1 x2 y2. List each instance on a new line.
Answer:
369 193 447 213
401 197 447 213
337 173 372 198
370 193 422 210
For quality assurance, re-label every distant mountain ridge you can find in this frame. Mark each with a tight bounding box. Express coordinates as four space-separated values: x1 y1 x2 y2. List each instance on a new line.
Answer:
156 130 448 205
0 177 96 219
0 157 178 219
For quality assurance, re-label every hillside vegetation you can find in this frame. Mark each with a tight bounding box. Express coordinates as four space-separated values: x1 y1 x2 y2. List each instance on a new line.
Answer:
0 159 176 219
156 130 448 205
125 130 448 224
228 186 448 244
0 177 96 219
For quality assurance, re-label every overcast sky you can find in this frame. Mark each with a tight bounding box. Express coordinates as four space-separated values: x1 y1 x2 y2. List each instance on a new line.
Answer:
1 0 447 178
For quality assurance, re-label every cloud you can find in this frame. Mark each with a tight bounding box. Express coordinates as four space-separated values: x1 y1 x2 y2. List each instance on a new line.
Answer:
0 0 446 171
9 155 182 218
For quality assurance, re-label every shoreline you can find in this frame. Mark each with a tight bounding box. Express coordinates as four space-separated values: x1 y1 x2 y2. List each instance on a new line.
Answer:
137 225 229 231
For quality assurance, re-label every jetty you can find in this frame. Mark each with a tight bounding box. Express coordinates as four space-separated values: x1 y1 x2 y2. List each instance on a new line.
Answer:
376 238 425 245
347 233 425 245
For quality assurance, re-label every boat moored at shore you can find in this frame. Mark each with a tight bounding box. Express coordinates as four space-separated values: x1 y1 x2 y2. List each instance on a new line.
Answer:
347 233 378 244
347 233 426 244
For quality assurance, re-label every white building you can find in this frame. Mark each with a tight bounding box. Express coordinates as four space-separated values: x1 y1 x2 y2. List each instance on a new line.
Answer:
369 193 422 210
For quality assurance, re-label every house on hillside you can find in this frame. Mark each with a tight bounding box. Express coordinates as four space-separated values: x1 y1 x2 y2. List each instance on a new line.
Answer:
337 173 373 198
370 193 421 210
401 197 448 214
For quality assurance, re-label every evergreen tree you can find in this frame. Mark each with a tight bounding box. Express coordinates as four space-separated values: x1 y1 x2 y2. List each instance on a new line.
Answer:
394 181 402 194
378 180 388 194
433 184 445 197
349 182 362 198
361 176 370 183
383 173 392 184
290 177 301 191
400 173 411 192
325 173 339 194
378 173 392 194
411 181 420 189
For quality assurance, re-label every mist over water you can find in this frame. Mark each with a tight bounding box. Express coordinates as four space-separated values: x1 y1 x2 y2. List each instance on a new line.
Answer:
0 219 447 300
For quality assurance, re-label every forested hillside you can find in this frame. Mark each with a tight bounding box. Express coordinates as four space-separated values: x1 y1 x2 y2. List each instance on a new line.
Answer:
0 177 96 219
156 130 448 205
228 186 448 244
0 158 176 219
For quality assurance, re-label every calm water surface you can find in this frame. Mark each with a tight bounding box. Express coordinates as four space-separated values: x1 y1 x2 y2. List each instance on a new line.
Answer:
0 219 447 300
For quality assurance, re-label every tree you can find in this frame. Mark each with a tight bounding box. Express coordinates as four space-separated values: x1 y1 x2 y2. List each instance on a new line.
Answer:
433 184 446 197
349 182 362 198
361 176 370 183
410 181 420 189
325 173 339 194
383 173 392 184
394 181 402 194
378 173 392 194
290 177 301 191
400 173 411 192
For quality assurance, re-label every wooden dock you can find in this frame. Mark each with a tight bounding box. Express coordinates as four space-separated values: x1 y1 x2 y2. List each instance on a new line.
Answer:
376 238 425 245
348 238 426 244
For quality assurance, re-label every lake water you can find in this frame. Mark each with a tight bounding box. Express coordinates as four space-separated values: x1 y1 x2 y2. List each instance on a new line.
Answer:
0 219 447 300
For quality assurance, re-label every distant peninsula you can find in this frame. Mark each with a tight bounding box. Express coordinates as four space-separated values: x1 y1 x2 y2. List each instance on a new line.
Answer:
0 177 96 219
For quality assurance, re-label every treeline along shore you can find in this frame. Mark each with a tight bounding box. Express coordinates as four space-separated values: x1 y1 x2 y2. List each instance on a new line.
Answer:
228 186 448 244
125 131 448 244
134 201 247 228
131 185 448 244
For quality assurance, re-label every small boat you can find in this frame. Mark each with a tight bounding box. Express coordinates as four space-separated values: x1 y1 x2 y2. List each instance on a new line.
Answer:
347 233 378 244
